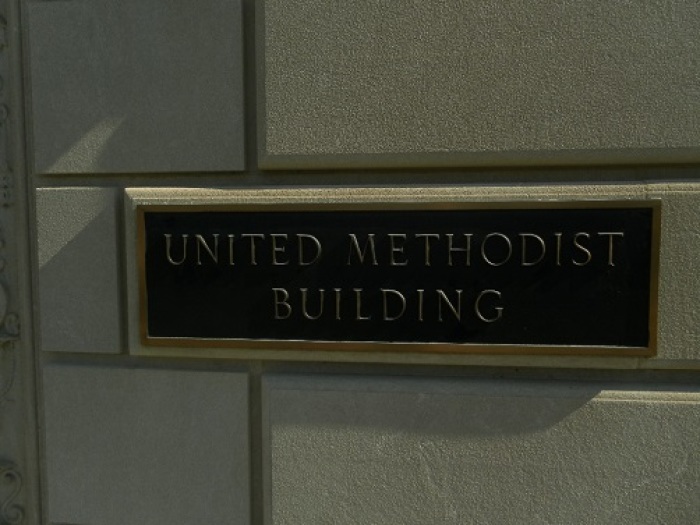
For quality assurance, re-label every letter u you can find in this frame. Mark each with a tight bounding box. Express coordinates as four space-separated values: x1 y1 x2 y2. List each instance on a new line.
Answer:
165 234 188 265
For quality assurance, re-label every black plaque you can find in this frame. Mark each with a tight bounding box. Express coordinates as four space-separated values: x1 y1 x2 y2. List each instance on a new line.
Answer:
138 201 659 355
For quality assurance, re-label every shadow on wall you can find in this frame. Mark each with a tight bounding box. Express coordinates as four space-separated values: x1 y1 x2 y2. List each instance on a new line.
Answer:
267 376 603 437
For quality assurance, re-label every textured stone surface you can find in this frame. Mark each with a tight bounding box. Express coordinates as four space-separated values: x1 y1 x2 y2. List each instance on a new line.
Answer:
27 0 244 174
259 0 700 168
264 375 700 525
36 188 121 353
44 365 250 525
648 184 700 362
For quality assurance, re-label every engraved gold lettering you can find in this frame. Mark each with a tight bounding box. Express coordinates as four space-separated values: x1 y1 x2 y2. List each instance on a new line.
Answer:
240 234 265 265
227 234 235 266
354 288 371 320
164 233 188 265
333 288 342 320
414 233 440 266
195 234 219 265
598 232 624 266
437 289 462 322
388 234 408 266
417 289 425 322
301 288 324 320
298 234 322 266
481 233 512 266
272 288 292 319
347 234 378 265
475 289 503 323
520 233 546 266
554 232 562 266
572 232 592 266
381 289 407 321
270 234 289 266
447 234 472 266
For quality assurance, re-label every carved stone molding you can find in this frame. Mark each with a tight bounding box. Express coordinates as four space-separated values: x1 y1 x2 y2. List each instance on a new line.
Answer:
0 0 16 345
0 0 16 404
0 4 23 524
0 12 9 209
0 462 22 525
0 342 14 404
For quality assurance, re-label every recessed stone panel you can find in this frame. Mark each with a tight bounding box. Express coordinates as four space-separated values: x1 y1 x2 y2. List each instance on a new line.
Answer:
259 0 700 169
44 365 250 525
36 187 121 353
264 375 700 525
27 0 244 174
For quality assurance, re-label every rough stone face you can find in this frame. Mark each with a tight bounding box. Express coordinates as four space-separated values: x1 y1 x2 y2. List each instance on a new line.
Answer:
650 184 700 362
259 0 700 168
44 365 250 525
36 187 121 353
264 374 700 525
27 0 245 174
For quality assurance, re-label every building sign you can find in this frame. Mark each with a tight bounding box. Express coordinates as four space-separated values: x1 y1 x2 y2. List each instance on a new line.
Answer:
137 201 659 355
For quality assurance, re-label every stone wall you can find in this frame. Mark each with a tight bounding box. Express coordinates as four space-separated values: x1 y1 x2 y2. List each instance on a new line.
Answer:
4 0 700 523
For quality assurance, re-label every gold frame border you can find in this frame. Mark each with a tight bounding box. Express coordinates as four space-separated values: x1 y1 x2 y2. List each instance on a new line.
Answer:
136 199 660 357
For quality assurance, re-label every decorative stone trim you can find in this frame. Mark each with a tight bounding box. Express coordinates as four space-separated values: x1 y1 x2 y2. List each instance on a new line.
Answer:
0 462 22 525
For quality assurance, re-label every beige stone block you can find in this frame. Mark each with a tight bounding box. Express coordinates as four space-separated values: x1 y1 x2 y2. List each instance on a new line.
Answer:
36 187 121 353
27 0 245 174
264 375 700 525
646 184 700 364
44 365 250 525
259 0 700 169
